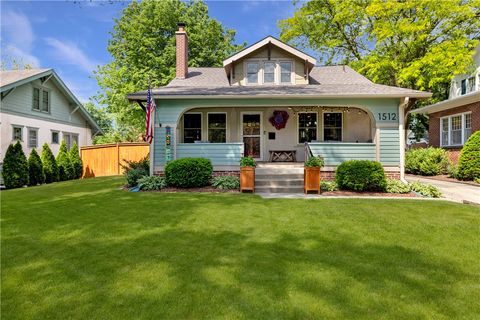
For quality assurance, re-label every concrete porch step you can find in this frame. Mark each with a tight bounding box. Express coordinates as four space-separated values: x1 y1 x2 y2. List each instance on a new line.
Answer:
255 186 304 194
255 179 303 187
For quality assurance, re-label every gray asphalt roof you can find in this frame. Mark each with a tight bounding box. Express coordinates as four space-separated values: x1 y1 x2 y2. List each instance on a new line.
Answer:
0 69 51 88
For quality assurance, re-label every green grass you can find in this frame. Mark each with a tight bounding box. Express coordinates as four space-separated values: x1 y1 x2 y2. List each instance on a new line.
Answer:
2 176 479 319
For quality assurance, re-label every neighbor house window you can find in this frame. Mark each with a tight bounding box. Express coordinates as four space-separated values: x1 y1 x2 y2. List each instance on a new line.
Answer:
461 79 467 95
33 87 50 112
51 131 59 144
42 90 49 112
208 113 226 143
33 88 40 110
323 112 342 141
298 112 317 143
12 125 23 141
263 62 275 84
246 62 259 84
183 113 202 143
28 128 38 148
280 61 292 83
440 112 472 146
467 76 476 93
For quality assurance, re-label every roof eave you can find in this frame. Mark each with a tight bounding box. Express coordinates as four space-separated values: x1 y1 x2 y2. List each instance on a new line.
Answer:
413 91 480 114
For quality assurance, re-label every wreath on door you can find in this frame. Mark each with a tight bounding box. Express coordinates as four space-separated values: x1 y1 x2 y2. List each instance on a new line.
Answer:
269 110 289 130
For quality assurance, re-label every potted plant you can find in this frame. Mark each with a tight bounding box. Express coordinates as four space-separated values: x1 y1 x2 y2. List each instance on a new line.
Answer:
304 156 324 194
240 156 256 192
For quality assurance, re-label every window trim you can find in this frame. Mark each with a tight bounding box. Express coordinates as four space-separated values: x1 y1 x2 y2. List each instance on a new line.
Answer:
12 124 24 142
27 127 39 148
440 111 472 147
297 111 318 144
32 85 51 113
182 112 203 143
207 112 228 143
51 130 60 144
322 111 344 142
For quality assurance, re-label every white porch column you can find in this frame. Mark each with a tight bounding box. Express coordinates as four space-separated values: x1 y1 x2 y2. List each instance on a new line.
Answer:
399 97 409 181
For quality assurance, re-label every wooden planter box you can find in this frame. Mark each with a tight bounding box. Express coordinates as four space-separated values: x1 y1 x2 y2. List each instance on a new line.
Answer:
304 167 321 194
240 166 255 192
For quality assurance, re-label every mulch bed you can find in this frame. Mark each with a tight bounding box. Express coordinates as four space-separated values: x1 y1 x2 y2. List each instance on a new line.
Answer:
320 191 418 197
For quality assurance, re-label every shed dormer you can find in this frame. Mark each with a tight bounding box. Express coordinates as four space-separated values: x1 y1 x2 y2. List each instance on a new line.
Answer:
223 36 316 86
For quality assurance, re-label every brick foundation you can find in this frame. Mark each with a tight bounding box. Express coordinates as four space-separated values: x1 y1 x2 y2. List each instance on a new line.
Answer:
446 149 462 164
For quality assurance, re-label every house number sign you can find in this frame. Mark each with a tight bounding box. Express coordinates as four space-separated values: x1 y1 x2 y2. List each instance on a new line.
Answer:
377 113 397 121
165 126 172 162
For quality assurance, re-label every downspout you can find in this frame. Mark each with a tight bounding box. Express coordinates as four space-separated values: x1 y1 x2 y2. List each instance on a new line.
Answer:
399 97 409 183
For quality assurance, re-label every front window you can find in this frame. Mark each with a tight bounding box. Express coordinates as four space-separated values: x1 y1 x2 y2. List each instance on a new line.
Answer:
28 129 38 148
441 113 472 146
280 61 292 83
263 62 275 84
208 113 226 143
13 126 23 141
298 113 317 143
467 76 476 93
183 113 202 143
246 62 259 84
324 113 342 141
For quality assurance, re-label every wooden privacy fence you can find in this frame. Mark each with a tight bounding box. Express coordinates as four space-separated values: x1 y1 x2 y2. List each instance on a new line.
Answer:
81 142 149 178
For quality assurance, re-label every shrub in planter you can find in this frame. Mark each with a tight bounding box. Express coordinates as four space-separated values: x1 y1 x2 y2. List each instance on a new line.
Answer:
41 143 58 183
405 147 450 176
385 179 410 194
409 181 442 198
28 148 45 186
239 156 256 167
57 140 74 181
335 160 387 192
212 176 240 190
69 142 83 179
304 156 324 167
3 141 29 189
165 158 213 188
137 175 167 191
458 130 480 181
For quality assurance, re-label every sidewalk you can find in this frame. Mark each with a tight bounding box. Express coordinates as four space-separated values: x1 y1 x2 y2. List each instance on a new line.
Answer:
405 174 480 204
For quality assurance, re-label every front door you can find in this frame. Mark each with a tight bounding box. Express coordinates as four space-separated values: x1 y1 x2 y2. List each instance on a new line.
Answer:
241 112 263 160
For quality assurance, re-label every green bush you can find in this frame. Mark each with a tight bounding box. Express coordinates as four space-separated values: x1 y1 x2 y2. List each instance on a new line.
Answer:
126 167 149 187
458 131 480 181
69 142 83 179
385 179 410 194
28 148 45 186
56 140 74 181
405 147 450 176
41 143 58 183
121 156 150 174
3 141 29 189
335 160 387 192
240 156 256 167
165 158 213 188
305 156 325 168
212 175 240 190
409 181 442 198
137 175 167 191
320 181 338 192
447 164 459 179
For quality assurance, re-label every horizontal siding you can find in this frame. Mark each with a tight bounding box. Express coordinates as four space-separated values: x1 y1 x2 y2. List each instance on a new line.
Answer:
153 127 168 165
379 128 400 165
176 143 244 166
308 143 376 165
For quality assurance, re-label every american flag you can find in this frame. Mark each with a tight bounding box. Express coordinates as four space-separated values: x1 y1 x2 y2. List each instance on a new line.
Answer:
145 86 155 144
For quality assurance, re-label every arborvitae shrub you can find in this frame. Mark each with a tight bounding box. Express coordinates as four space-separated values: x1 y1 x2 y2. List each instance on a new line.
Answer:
28 148 45 186
69 142 83 179
41 143 58 183
458 131 480 181
56 140 74 181
3 141 29 189
165 158 212 188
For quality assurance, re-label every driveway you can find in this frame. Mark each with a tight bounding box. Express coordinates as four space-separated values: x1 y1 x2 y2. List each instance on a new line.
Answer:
405 174 480 204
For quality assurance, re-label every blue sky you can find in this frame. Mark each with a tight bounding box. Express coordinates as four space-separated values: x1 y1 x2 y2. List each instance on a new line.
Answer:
0 0 303 103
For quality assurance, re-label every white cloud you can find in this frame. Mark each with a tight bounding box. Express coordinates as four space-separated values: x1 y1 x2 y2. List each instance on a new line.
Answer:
44 37 99 73
4 45 41 67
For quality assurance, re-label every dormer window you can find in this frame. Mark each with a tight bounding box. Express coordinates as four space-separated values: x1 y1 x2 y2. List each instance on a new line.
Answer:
244 60 294 85
280 62 292 84
246 62 259 84
263 62 275 84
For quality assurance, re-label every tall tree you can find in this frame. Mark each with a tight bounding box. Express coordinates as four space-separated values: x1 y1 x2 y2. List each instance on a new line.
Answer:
95 0 243 137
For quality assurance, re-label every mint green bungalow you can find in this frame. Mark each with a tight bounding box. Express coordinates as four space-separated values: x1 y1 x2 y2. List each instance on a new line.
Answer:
128 24 431 181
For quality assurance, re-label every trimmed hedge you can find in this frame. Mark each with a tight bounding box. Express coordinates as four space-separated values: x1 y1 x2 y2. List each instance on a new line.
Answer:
405 147 450 176
335 160 387 192
41 143 58 183
28 148 45 186
69 142 83 179
458 130 480 181
3 141 29 189
57 140 74 181
165 158 213 188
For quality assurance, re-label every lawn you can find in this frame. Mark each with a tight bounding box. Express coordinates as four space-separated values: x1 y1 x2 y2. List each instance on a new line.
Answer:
1 176 479 319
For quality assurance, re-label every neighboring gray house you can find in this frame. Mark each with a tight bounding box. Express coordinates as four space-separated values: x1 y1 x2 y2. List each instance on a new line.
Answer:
0 69 101 161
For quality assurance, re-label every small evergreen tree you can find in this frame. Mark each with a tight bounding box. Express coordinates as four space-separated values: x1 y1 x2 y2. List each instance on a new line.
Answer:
41 143 58 183
69 141 83 179
28 148 45 186
56 140 74 181
3 141 29 189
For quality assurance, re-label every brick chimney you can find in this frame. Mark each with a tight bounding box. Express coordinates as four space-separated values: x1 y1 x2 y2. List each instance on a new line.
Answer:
176 22 188 79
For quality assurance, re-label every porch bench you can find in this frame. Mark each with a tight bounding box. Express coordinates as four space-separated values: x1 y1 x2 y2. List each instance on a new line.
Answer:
269 150 297 162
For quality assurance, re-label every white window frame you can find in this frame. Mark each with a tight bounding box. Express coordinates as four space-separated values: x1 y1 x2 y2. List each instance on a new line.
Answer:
244 58 295 85
322 111 344 142
245 61 260 85
207 112 227 143
27 127 39 148
12 125 23 142
297 111 318 144
263 61 276 84
183 112 203 143
279 60 294 84
440 111 472 147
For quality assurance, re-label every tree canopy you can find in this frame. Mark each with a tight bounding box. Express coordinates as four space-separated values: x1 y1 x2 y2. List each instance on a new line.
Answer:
95 0 243 140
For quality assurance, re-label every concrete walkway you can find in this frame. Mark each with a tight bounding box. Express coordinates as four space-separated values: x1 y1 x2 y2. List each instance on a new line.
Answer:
405 174 480 204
